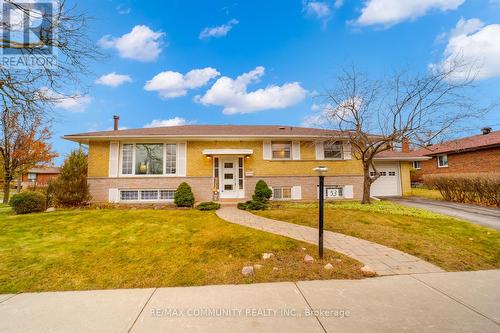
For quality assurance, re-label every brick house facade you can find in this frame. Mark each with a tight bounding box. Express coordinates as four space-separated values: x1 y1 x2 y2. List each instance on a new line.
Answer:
411 129 500 182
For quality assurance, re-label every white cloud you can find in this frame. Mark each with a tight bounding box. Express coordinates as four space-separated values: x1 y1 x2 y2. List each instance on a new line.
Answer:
144 117 192 128
95 72 132 87
98 25 164 62
356 0 465 27
198 66 307 114
432 18 500 80
199 19 239 39
303 1 331 19
303 98 361 127
116 4 131 15
40 88 91 113
144 67 220 99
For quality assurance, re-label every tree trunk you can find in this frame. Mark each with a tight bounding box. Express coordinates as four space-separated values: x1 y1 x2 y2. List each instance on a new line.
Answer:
3 175 11 204
361 163 372 204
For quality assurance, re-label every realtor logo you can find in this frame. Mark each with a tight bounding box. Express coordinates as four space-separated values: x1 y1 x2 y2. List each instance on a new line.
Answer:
0 0 57 68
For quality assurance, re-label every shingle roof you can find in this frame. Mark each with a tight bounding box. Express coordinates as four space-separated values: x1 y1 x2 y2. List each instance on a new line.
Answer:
28 167 60 174
413 130 500 156
374 150 431 161
64 125 346 139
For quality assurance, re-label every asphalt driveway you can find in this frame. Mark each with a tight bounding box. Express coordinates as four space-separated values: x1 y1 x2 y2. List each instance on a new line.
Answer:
386 197 500 230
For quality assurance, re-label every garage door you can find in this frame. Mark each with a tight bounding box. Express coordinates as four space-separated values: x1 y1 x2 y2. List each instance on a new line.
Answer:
370 162 401 197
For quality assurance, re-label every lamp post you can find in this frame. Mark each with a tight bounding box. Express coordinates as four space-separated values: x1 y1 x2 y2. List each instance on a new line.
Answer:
313 166 329 259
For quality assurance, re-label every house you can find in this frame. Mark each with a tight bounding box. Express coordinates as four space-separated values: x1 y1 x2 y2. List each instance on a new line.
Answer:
63 121 425 203
21 167 60 188
411 128 500 182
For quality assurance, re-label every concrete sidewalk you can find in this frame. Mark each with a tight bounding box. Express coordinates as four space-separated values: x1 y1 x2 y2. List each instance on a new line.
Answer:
1 270 499 332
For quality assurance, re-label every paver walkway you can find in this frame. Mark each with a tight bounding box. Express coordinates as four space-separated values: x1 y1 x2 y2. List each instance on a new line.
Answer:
216 205 444 276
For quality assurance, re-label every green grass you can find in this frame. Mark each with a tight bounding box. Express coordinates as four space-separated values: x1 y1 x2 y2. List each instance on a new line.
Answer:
411 188 444 200
255 201 500 272
0 206 364 294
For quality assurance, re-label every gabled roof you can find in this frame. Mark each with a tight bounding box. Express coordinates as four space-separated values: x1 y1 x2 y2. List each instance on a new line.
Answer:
413 130 500 156
64 125 347 141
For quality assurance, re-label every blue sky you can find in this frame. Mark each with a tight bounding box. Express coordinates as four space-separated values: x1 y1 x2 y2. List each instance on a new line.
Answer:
54 0 500 163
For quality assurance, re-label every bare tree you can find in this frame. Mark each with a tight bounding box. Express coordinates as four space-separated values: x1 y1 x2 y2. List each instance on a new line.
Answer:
0 0 99 201
319 61 490 204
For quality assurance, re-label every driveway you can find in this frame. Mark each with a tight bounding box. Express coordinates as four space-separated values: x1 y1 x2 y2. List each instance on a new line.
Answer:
386 197 500 230
1 270 499 332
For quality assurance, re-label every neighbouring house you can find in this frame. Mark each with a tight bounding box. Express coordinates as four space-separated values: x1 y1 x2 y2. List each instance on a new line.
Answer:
63 120 426 203
411 128 500 183
21 167 60 188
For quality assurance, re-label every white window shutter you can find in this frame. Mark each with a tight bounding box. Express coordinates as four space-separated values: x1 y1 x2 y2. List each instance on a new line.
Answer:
109 188 119 203
292 141 301 160
343 141 352 160
344 185 354 199
315 142 324 160
177 142 187 176
291 186 302 200
263 141 272 160
109 142 119 177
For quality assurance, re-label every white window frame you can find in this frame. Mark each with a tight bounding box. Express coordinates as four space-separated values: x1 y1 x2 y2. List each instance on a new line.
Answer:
412 161 421 169
271 141 292 160
27 173 37 181
272 186 292 200
437 154 448 168
119 189 176 202
324 141 344 160
119 142 180 177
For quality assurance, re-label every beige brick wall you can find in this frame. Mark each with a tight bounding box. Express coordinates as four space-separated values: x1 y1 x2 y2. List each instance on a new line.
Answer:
245 175 364 200
88 177 213 202
88 175 364 202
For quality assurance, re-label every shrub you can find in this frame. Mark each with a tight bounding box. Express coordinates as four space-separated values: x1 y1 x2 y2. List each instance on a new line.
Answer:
237 200 267 211
196 201 220 211
9 191 46 214
424 173 500 207
50 150 90 207
174 182 195 207
253 180 272 203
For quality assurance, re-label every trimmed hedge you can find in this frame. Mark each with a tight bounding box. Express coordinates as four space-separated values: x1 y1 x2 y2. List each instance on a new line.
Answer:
196 202 220 211
9 191 46 214
174 182 195 207
237 200 267 211
424 173 500 207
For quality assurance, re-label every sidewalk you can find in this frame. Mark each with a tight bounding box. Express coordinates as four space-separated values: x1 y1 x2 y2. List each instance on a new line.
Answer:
216 205 444 275
0 270 499 332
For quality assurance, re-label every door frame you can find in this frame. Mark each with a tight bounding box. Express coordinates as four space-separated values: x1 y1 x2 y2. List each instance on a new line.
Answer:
216 156 245 199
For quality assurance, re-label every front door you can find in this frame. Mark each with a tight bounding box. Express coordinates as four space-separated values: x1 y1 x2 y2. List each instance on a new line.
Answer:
220 158 238 198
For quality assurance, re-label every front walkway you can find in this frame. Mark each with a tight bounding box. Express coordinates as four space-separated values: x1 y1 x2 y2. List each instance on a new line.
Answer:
216 205 444 275
1 270 499 332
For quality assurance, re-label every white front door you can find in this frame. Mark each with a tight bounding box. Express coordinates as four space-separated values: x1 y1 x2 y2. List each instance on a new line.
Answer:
220 158 238 198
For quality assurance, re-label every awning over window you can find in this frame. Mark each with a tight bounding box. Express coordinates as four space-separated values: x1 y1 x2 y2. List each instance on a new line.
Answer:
202 149 253 155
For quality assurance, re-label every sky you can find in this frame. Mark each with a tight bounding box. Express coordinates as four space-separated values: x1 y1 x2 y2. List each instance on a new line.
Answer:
52 0 500 163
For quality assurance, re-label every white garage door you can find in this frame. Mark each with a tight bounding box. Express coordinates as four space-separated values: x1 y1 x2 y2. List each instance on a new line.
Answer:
370 162 401 197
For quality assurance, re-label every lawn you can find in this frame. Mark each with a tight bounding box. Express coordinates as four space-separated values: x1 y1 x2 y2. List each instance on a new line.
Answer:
411 187 443 200
0 205 364 294
255 201 500 272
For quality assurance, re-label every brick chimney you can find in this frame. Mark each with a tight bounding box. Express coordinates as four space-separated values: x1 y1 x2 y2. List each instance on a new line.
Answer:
401 137 410 153
113 115 120 131
481 127 492 135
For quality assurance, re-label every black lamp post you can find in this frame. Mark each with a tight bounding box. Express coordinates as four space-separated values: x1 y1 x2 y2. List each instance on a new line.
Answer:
313 166 329 259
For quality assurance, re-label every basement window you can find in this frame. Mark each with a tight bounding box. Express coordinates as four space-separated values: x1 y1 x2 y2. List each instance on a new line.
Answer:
272 187 292 200
119 189 176 202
